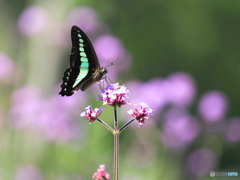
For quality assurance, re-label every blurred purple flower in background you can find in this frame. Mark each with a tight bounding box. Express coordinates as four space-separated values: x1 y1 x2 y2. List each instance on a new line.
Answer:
50 91 86 115
18 6 48 36
166 72 196 106
0 52 16 84
126 72 196 116
38 108 79 143
126 79 168 116
9 86 45 130
67 7 100 34
14 164 43 180
225 117 240 143
198 91 228 122
161 108 201 150
186 148 216 177
94 35 131 67
58 6 101 48
94 34 132 81
9 85 82 143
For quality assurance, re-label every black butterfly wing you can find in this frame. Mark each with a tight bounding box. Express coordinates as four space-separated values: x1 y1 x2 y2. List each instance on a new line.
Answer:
70 26 100 69
59 26 102 96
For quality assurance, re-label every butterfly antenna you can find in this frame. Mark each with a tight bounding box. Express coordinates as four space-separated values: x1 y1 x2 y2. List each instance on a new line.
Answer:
105 59 119 68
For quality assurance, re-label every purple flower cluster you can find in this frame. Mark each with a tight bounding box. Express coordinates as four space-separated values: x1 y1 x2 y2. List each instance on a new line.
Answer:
98 83 130 107
92 165 110 180
128 103 153 127
80 106 104 123
81 83 153 128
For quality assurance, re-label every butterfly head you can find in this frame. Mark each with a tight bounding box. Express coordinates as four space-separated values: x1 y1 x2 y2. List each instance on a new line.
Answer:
100 67 108 75
96 67 108 81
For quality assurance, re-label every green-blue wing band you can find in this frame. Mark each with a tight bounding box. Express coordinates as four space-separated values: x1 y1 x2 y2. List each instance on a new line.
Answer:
81 57 88 62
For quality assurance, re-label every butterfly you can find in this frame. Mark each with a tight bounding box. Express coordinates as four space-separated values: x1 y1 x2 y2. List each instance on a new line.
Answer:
59 25 108 96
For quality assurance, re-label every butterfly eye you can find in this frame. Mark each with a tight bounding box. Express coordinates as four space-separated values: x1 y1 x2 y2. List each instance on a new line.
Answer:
103 68 108 74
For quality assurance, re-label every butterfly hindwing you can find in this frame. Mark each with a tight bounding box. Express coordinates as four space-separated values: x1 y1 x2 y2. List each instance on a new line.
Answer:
59 26 107 96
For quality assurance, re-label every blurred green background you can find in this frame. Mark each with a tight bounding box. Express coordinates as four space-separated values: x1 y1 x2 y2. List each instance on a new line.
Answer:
0 0 240 179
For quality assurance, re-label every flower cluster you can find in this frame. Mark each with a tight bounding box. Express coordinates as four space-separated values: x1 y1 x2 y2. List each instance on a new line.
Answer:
128 102 153 127
80 106 104 123
81 84 153 127
92 165 110 180
98 83 130 107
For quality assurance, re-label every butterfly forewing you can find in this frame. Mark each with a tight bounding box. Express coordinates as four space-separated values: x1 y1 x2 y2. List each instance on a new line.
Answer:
70 26 100 68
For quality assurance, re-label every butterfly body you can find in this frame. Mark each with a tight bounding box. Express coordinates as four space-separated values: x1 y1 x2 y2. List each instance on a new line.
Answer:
59 26 108 96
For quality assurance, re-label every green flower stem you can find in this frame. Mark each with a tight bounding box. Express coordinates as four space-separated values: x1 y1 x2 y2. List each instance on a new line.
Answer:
114 106 118 129
119 119 135 133
113 131 119 180
113 107 119 180
97 106 125 180
97 118 114 132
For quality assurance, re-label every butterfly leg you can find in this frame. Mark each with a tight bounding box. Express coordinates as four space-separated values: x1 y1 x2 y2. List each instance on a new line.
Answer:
97 81 104 91
105 76 112 85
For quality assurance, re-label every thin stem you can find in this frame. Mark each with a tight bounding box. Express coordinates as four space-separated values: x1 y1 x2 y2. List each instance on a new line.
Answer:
97 118 114 132
113 106 119 180
119 119 135 132
114 106 118 130
113 131 119 180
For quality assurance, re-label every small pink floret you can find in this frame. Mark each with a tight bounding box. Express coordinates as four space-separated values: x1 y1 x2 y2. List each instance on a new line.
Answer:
81 106 103 123
98 83 130 107
92 164 110 180
128 102 153 127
